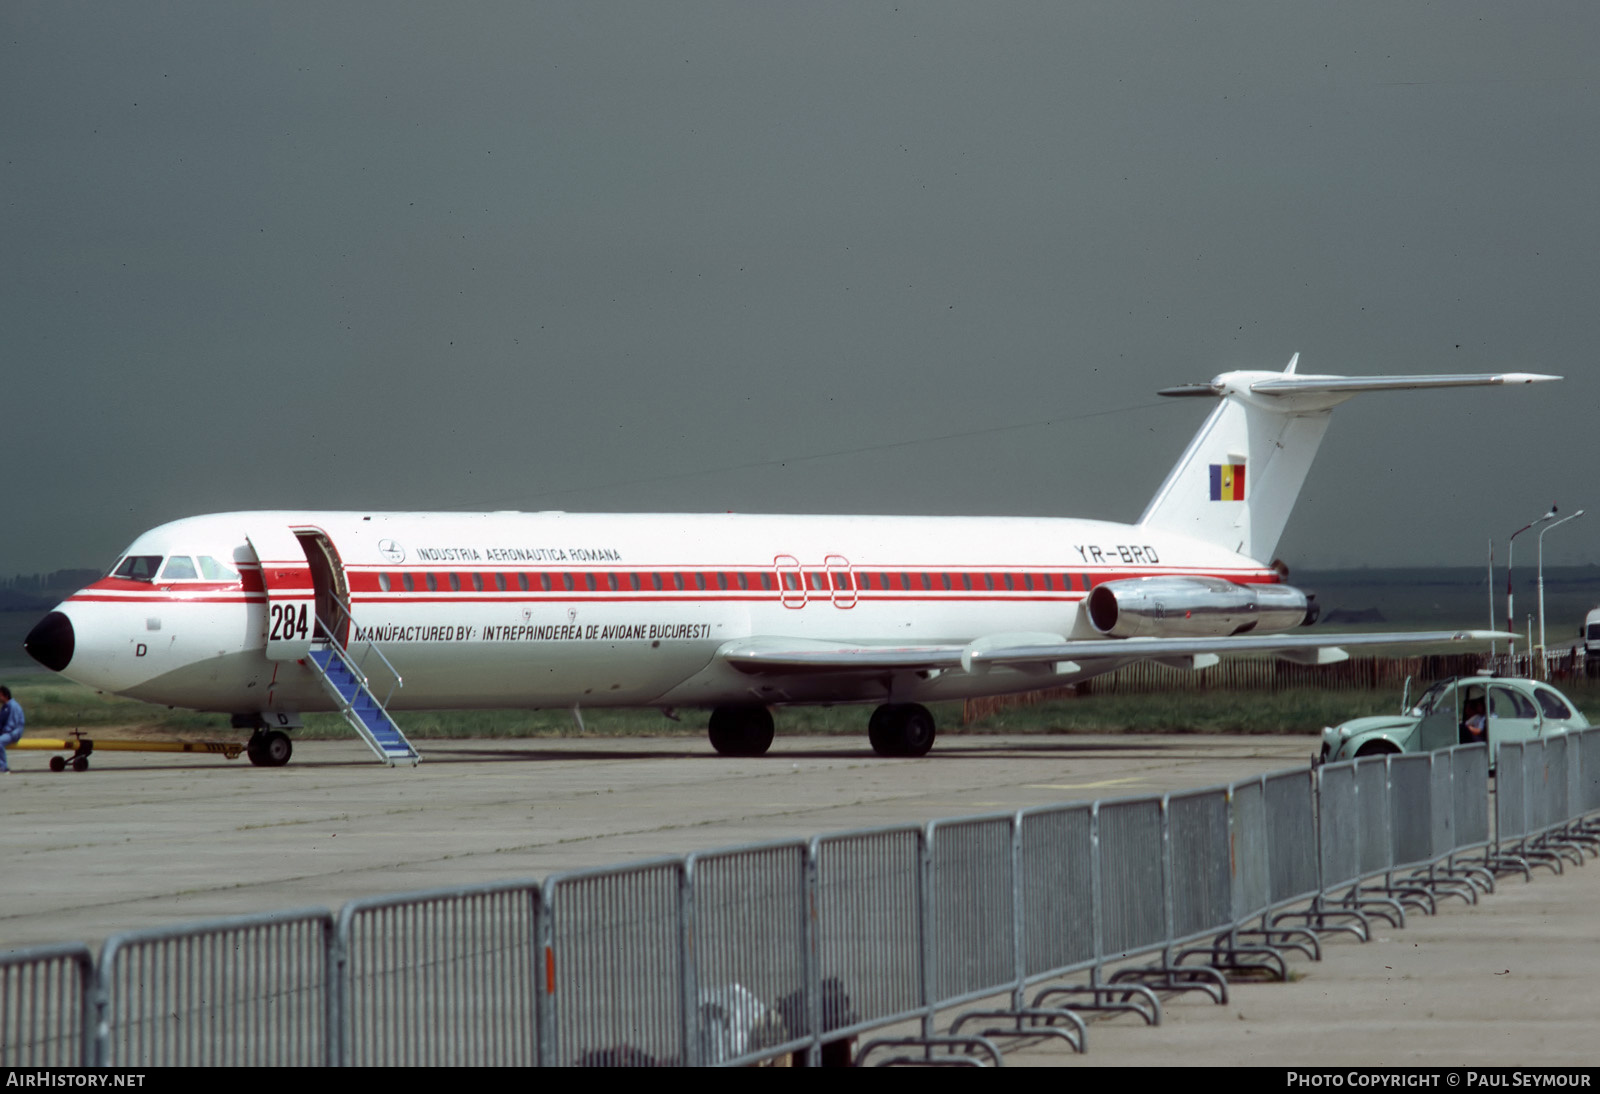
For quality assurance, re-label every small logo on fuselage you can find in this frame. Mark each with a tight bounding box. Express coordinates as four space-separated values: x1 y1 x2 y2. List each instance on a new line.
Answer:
378 539 406 564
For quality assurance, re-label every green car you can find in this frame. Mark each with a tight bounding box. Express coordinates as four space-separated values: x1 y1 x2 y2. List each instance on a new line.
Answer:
1318 675 1590 766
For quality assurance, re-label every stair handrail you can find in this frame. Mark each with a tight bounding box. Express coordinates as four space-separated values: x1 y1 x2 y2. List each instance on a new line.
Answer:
315 603 404 710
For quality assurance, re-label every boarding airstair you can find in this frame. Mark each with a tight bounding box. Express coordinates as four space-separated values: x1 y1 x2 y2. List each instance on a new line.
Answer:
306 612 420 767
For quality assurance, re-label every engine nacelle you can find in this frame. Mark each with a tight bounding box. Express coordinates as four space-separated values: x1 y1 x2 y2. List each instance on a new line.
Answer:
1085 576 1316 639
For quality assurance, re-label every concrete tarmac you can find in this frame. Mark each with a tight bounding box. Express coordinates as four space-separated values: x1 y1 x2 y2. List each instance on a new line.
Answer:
2 731 1596 1068
1009 846 1600 1067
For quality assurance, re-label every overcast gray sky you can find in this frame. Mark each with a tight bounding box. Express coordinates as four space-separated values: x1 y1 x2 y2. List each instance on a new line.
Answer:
3 2 1596 576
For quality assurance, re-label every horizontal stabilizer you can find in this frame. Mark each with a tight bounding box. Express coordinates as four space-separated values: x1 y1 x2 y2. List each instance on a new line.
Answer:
1159 372 1560 399
1247 372 1560 396
1141 356 1560 562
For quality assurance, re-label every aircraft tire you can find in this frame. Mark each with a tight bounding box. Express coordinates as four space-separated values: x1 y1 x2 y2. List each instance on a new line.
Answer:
248 730 294 768
708 706 775 757
868 704 936 758
72 756 89 772
49 756 66 773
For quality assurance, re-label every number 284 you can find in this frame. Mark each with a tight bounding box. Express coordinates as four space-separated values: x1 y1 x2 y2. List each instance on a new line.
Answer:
269 603 310 641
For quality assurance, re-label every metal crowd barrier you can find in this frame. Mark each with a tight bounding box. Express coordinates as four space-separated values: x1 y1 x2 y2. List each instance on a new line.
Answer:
4 727 1598 1067
686 840 811 1066
0 943 94 1066
337 879 540 1066
1497 734 1599 876
97 909 333 1067
542 857 687 1066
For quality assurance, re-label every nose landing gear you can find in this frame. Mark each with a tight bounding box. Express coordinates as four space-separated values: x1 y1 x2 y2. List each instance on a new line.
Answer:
246 729 294 767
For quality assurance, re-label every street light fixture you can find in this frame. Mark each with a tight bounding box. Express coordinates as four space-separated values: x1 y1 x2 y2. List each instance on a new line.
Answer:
1539 509 1586 656
1508 505 1559 658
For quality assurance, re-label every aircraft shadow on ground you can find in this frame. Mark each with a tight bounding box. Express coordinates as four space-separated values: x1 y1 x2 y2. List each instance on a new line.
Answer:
11 736 1278 771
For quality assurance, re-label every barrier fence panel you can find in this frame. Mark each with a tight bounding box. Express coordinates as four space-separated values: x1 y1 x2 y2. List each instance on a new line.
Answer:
1581 729 1600 815
1497 742 1528 846
98 909 333 1067
541 858 687 1067
924 815 1017 1011
1094 797 1165 963
810 826 925 1042
1165 788 1232 942
1017 804 1095 983
1229 780 1270 922
1389 753 1434 872
1317 762 1362 893
1545 736 1572 834
1565 732 1585 830
1354 756 1394 879
686 841 810 1066
1427 752 1455 859
1520 738 1574 871
338 881 539 1067
1 943 94 1067
1523 738 1550 837
1263 770 1320 907
1452 744 1491 848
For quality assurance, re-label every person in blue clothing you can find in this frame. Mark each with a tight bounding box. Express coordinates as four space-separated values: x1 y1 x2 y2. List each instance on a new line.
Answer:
0 686 24 773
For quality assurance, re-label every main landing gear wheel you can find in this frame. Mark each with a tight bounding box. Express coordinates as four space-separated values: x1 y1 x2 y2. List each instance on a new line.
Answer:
868 703 937 758
707 705 776 757
247 730 293 768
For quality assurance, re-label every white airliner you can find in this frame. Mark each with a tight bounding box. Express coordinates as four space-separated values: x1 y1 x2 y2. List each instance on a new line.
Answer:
24 357 1550 766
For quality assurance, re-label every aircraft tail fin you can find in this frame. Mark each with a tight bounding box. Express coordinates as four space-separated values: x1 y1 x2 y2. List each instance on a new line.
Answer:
1137 355 1558 561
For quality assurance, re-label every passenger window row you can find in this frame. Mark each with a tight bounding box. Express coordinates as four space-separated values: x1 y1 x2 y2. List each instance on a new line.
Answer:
363 569 1100 595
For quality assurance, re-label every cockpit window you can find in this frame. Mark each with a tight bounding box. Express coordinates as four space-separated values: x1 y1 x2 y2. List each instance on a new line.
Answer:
113 556 163 582
159 556 198 581
197 556 239 581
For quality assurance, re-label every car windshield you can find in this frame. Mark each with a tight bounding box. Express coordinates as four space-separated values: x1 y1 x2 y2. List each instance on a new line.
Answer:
1413 681 1453 715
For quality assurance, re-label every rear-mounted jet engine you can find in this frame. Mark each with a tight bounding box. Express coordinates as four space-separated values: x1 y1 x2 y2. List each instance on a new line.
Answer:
1086 576 1317 639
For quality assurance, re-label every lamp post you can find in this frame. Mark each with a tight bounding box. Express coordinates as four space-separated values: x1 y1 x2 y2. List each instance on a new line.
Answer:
1539 509 1586 657
1508 505 1558 658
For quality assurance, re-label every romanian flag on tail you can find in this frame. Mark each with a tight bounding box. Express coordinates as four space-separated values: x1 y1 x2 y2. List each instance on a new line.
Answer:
1209 462 1245 501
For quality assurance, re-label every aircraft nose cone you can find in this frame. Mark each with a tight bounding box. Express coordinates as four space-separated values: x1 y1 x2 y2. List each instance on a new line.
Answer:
24 611 74 672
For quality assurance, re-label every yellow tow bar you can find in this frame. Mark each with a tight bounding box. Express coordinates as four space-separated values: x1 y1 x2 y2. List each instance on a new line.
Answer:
14 731 246 771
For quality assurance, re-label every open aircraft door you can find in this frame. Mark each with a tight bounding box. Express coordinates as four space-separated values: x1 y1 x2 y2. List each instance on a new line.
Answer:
293 528 352 647
246 527 317 661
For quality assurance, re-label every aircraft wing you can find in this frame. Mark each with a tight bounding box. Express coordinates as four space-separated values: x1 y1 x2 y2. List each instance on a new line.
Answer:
722 630 1511 675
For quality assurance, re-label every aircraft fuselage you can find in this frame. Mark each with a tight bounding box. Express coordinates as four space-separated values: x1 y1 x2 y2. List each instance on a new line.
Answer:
34 509 1272 716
